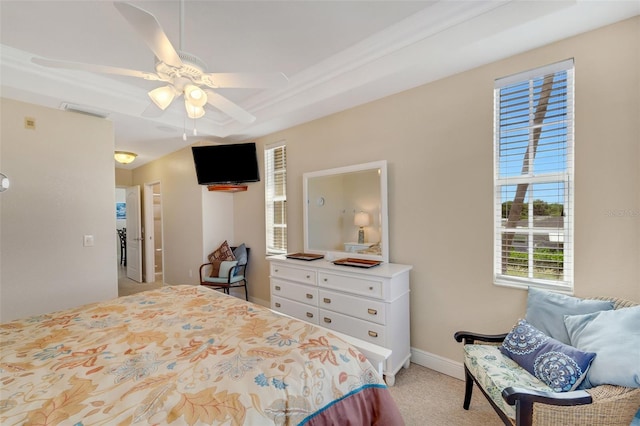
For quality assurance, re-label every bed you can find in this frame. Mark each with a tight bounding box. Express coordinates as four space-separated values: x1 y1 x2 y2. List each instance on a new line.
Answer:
0 285 403 425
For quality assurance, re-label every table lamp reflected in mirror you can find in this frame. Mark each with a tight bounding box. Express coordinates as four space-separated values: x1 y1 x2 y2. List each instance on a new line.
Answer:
354 211 370 244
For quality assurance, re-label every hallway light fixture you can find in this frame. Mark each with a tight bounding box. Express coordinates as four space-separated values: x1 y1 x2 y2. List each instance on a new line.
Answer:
114 151 137 164
0 172 10 192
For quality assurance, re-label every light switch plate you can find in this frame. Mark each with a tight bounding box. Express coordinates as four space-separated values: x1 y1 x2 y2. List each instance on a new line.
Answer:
83 235 94 247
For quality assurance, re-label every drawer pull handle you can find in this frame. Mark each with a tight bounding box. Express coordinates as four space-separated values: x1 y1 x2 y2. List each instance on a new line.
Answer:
324 317 332 324
369 286 373 290
306 312 314 318
367 308 377 315
306 275 311 279
323 298 331 304
275 285 281 291
275 302 281 308
368 331 378 338
323 278 328 282
275 269 279 272
306 293 313 299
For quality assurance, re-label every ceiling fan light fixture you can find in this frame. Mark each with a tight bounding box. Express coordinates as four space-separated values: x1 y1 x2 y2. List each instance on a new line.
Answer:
114 151 138 164
148 85 176 110
185 101 205 119
184 84 207 108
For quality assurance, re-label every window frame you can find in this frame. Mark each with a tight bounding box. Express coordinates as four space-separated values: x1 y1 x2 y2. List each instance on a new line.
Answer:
264 142 287 255
493 59 574 292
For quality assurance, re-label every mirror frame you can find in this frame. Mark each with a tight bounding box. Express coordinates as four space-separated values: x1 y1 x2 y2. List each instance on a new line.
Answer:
303 160 389 263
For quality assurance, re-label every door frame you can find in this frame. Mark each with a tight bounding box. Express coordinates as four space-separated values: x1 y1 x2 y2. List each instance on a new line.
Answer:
125 185 143 282
143 181 163 283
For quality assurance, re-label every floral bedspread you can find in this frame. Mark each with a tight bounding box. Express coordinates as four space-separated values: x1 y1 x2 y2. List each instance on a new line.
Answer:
0 285 402 425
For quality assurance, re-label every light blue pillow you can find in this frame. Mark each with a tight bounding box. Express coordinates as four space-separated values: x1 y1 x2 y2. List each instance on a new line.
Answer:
525 287 614 345
500 319 595 392
233 244 248 266
564 305 640 389
218 260 238 278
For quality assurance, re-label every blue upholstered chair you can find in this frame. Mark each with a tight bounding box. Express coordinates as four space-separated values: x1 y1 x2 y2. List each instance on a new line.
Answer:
199 246 249 300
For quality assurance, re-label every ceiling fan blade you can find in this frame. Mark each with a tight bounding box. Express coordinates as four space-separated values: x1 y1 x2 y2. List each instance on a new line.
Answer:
114 2 182 68
204 90 256 125
32 57 161 81
203 72 289 89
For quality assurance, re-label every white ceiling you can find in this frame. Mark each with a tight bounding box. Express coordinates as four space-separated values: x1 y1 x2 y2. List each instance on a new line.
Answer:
1 1 638 169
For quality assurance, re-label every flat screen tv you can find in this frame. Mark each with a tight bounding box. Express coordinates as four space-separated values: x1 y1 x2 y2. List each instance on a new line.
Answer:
192 143 260 185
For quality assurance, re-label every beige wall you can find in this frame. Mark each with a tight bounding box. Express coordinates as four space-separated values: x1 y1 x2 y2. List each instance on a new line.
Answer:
240 17 640 362
115 168 133 187
0 99 118 321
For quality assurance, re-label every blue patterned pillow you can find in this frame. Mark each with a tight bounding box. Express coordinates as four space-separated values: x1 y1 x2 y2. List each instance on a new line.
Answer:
500 319 596 392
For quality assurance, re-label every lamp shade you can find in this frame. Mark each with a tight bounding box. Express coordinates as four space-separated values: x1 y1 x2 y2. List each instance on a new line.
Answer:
114 151 137 164
354 211 370 227
185 101 205 119
184 84 208 108
148 85 176 110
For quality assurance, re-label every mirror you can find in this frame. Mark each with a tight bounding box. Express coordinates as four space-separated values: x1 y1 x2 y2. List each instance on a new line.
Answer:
304 160 389 263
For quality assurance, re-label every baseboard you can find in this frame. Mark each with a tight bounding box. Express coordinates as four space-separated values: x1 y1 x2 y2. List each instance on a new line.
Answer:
250 296 270 308
410 347 465 381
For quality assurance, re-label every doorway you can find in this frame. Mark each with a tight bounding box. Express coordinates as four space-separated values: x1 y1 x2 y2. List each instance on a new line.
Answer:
115 187 126 268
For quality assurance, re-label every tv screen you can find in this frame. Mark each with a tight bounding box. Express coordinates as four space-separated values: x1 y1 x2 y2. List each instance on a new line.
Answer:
192 143 260 185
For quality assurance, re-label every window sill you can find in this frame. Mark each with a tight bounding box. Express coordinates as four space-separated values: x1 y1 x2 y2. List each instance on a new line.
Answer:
494 275 573 295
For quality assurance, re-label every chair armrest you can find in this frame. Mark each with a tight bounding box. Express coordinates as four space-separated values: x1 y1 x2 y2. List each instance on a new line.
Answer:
199 263 213 282
503 386 592 426
503 386 592 406
454 331 508 345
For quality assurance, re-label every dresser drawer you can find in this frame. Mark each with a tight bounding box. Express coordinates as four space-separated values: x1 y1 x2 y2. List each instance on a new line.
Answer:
318 272 383 299
318 289 386 325
271 279 318 305
270 264 317 285
272 295 318 324
319 309 385 346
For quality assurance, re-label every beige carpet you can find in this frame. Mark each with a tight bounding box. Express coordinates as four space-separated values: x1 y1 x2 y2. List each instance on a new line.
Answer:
118 270 501 425
387 363 502 425
117 266 163 297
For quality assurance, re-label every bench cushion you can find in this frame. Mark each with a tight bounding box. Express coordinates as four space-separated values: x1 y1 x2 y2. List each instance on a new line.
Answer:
464 344 552 419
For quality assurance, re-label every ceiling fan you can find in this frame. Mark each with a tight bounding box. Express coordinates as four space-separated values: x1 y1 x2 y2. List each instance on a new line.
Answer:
31 1 288 125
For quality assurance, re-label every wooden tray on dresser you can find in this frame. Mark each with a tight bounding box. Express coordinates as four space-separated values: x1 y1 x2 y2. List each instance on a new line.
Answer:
333 258 381 268
285 252 325 261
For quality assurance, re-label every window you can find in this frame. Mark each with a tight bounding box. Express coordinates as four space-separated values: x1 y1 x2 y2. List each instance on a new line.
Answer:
494 59 574 291
265 142 287 255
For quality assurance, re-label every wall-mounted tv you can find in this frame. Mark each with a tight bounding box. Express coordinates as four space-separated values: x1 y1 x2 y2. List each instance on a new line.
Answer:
191 143 260 185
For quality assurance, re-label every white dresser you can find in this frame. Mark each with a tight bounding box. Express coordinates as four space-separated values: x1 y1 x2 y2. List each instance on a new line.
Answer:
268 255 412 385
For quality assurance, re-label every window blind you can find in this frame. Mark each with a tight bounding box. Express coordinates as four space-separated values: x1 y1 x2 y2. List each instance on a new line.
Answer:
494 59 574 290
265 142 287 255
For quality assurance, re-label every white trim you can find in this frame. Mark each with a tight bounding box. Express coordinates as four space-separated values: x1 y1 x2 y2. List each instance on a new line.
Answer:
495 58 574 88
265 140 286 150
410 347 465 381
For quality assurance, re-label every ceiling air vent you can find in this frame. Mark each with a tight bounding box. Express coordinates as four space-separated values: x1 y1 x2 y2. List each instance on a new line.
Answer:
59 103 110 119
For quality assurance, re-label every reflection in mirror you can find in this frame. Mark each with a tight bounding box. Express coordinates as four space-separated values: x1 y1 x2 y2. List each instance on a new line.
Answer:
303 161 388 263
